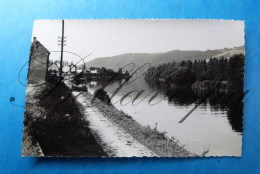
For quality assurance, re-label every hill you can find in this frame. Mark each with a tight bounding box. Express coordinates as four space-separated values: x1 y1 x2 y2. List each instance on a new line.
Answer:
212 46 245 59
85 46 244 72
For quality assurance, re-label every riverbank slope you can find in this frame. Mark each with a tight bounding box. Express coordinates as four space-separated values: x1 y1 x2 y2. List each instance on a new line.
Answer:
70 87 195 157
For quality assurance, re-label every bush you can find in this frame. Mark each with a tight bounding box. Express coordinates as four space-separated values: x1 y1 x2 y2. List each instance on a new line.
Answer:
94 88 111 105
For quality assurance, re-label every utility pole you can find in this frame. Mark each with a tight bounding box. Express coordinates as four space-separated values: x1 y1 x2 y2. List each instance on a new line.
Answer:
59 20 65 81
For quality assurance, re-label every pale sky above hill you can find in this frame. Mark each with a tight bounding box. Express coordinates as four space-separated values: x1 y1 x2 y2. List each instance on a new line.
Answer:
32 19 244 63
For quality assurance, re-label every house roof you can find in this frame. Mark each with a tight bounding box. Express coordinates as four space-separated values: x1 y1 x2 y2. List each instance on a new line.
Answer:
33 40 50 54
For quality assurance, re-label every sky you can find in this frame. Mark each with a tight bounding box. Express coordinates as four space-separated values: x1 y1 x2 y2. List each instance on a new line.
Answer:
32 19 244 63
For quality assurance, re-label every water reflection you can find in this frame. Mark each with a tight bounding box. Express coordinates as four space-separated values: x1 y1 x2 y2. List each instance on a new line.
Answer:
83 77 243 156
147 79 243 133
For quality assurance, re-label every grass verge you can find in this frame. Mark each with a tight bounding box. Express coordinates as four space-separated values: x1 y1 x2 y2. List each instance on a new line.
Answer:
84 92 196 157
22 78 107 157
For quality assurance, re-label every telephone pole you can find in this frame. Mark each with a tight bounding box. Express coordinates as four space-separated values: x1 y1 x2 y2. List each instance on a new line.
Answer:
59 20 65 81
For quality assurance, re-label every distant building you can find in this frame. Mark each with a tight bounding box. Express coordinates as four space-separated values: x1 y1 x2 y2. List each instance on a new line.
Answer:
63 65 76 74
48 60 59 72
63 65 70 73
54 60 59 64
90 69 98 74
27 37 50 83
62 61 68 66
69 65 76 73
75 69 83 74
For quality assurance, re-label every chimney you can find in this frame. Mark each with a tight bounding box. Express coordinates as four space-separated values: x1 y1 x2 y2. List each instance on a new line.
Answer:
33 37 37 42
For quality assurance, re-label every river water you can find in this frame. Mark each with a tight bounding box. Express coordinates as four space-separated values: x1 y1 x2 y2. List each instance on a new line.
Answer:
85 77 242 156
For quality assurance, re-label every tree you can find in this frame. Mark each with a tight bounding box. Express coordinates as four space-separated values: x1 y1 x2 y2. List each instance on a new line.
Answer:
101 67 106 73
125 70 130 76
117 68 122 74
169 67 196 86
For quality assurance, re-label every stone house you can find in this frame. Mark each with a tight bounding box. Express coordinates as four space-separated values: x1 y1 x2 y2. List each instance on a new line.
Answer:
27 37 50 83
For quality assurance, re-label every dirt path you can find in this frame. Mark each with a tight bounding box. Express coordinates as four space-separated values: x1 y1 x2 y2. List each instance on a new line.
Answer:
73 91 158 157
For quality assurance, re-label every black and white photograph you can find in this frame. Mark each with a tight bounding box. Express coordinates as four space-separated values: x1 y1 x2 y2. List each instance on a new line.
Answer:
22 19 245 157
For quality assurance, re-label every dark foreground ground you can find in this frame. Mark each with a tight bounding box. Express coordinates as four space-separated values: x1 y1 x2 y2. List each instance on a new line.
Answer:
22 75 194 157
22 77 106 157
